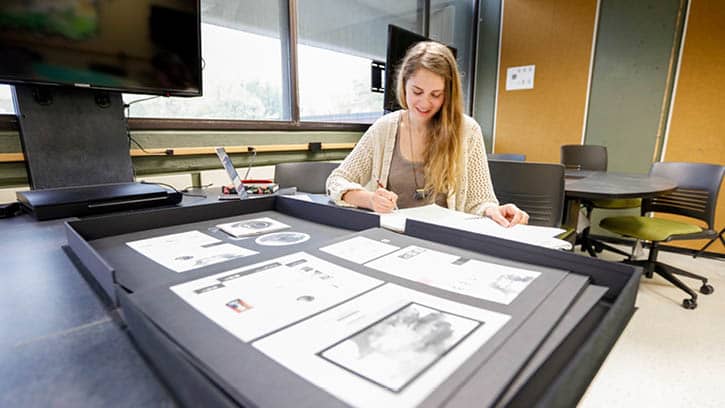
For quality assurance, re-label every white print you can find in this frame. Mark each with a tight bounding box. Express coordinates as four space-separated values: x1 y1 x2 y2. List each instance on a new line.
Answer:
380 204 571 250
171 252 383 342
320 236 400 264
254 284 509 408
216 217 290 238
127 230 257 273
365 245 540 304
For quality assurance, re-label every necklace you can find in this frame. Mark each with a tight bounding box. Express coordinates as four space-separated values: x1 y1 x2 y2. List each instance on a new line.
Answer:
407 113 426 201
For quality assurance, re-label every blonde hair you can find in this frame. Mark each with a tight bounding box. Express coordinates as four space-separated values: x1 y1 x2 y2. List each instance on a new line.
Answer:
396 41 464 196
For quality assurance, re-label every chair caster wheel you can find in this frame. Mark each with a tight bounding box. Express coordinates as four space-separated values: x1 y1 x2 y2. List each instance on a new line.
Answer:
700 284 714 295
682 299 697 309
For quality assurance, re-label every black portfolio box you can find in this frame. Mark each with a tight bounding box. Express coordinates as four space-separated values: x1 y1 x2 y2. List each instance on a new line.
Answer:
65 196 379 304
64 196 640 407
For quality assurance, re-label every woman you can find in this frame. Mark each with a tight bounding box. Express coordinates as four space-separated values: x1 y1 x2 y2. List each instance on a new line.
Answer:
326 41 528 227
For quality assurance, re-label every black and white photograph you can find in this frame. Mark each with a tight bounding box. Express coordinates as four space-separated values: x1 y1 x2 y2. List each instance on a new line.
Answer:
319 302 480 392
255 231 310 246
216 217 291 238
253 284 510 408
490 273 536 296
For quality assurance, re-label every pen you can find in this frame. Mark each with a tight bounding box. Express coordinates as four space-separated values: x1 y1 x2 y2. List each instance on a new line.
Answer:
375 179 398 211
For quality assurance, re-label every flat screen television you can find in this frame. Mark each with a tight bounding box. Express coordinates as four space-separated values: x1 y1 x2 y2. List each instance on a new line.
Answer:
384 25 456 113
0 0 202 97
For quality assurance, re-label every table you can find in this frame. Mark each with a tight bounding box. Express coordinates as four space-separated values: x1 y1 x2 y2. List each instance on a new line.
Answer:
0 188 258 406
563 170 678 256
0 214 177 406
564 170 677 200
0 190 313 406
1 190 641 407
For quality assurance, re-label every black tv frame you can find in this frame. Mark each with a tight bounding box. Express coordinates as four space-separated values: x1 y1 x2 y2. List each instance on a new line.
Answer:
0 1 203 98
383 25 457 113
1 1 203 217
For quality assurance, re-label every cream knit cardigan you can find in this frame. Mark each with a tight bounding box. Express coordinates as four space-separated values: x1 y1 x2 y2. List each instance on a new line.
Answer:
326 110 499 215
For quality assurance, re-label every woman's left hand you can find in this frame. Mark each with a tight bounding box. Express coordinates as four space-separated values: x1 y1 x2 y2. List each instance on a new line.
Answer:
485 204 529 227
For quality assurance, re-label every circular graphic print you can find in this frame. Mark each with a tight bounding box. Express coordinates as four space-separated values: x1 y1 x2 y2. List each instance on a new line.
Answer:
233 220 272 230
255 231 311 246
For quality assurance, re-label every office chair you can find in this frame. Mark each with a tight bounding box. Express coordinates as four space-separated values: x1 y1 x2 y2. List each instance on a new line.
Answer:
487 153 526 161
560 144 640 257
488 160 565 227
560 144 607 171
274 161 339 194
693 227 724 259
599 162 725 309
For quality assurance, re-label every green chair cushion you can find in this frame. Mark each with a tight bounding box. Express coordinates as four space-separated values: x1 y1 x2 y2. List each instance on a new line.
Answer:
600 216 702 242
591 198 642 209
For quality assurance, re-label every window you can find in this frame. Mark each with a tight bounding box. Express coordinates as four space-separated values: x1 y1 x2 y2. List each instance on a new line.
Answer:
125 1 285 121
2 1 477 126
0 85 12 114
297 45 384 123
297 0 422 123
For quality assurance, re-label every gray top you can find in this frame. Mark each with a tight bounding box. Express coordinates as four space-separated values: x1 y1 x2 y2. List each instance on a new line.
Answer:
387 129 447 209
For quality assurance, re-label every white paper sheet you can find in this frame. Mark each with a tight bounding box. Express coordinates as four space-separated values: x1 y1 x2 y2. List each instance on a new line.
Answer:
506 65 535 91
284 194 314 202
170 252 383 342
126 230 257 272
380 204 571 250
365 245 540 304
320 236 400 264
454 217 571 250
216 217 291 238
253 284 510 408
378 204 464 233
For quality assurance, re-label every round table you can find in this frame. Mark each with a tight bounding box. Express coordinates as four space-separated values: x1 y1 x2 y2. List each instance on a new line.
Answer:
563 170 678 257
565 170 677 200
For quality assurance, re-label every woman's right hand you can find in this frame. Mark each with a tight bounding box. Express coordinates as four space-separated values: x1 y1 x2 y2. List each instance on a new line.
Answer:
370 188 398 213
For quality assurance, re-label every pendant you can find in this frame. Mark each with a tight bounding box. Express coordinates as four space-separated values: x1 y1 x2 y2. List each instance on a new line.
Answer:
414 189 426 200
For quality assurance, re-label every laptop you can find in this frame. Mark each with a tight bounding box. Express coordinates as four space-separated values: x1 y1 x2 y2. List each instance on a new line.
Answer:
215 147 249 200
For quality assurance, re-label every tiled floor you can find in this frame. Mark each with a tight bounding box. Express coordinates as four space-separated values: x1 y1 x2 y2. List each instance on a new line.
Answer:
578 246 725 407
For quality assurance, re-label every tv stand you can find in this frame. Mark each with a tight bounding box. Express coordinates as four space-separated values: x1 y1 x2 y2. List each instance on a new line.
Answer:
12 85 182 219
13 85 134 189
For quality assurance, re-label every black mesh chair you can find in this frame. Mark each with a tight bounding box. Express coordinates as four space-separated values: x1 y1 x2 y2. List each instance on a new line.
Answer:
274 162 339 194
560 144 640 257
487 153 526 161
488 160 565 227
600 162 725 309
